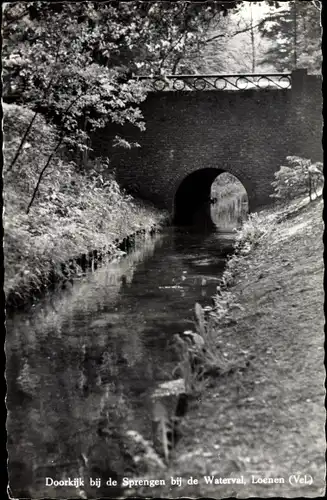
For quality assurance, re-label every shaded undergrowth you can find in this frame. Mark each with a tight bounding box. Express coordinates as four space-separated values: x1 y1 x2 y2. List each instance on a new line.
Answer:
3 103 167 308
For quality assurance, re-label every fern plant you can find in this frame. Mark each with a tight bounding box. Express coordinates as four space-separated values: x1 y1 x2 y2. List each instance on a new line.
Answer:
151 399 172 464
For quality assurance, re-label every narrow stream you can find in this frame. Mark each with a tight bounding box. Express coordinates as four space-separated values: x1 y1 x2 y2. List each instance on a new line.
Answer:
6 198 248 499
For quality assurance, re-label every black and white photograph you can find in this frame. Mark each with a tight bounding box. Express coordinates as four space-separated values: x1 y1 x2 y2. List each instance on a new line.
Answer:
3 1 324 498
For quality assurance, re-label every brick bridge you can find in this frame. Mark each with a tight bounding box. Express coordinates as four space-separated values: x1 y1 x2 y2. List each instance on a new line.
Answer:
94 68 322 225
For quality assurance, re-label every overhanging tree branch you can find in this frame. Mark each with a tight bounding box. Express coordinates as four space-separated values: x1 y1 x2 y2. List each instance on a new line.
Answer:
26 91 85 214
5 40 62 175
205 11 289 44
158 4 189 71
2 8 30 34
26 136 64 214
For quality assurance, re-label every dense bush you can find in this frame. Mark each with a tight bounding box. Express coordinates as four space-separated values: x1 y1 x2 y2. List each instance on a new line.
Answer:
270 156 323 203
4 103 167 304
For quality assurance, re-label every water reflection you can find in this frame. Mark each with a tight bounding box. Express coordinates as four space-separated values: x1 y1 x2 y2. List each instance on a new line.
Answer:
211 194 249 231
6 206 244 499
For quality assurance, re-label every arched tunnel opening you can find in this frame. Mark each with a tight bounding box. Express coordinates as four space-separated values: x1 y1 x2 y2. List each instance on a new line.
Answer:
210 172 249 229
173 168 248 230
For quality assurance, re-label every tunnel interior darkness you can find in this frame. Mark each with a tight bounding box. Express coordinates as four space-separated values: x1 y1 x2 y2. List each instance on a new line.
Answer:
173 168 249 228
173 168 224 227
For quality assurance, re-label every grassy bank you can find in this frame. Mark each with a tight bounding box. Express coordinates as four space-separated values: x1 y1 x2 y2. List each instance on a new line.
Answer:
123 195 325 498
3 103 168 308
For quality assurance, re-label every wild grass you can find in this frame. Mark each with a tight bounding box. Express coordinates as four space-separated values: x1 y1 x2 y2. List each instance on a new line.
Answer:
121 197 325 498
178 190 322 393
186 214 275 384
3 103 167 306
171 299 248 396
170 209 278 395
219 211 277 289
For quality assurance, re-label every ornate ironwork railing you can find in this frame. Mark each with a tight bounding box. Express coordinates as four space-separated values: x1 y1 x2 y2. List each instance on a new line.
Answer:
136 73 292 92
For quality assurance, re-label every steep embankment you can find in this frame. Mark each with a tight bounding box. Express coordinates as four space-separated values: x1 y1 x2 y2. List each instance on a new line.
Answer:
3 103 167 308
128 196 325 499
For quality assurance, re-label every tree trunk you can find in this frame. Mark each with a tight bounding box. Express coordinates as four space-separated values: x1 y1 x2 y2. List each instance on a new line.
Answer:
293 1 298 68
26 92 84 213
5 41 62 174
250 3 256 73
26 136 64 214
172 56 182 74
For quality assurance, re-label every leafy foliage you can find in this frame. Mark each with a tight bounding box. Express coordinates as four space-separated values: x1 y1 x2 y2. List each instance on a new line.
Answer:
3 103 167 304
258 1 321 72
211 172 247 201
3 2 150 169
2 2 240 117
126 430 166 472
171 298 246 394
271 156 323 202
5 2 250 303
2 1 245 202
192 4 257 73
185 2 297 74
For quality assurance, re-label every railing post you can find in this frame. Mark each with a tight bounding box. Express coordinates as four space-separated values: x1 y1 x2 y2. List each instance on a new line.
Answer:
290 68 318 159
291 68 308 95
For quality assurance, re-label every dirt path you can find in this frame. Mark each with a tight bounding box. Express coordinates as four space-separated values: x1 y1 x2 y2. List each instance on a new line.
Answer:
129 198 325 498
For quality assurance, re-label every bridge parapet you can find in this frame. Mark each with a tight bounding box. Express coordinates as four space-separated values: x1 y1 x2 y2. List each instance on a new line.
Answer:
136 73 292 92
94 67 321 218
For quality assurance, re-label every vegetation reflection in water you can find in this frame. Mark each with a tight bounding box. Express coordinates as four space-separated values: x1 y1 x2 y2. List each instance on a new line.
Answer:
6 197 246 499
211 172 249 231
211 195 248 231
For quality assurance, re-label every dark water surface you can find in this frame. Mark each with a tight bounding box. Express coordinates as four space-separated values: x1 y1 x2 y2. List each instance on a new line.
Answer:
6 201 247 498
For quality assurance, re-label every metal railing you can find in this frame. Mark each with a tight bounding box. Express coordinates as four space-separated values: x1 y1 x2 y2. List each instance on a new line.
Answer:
135 73 292 91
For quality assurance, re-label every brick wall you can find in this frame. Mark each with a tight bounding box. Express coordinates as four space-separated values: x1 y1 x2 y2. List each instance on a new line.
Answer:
92 70 322 218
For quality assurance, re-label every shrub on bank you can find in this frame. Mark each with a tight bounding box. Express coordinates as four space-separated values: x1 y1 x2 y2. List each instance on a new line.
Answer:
217 211 276 290
3 103 167 305
270 156 323 203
